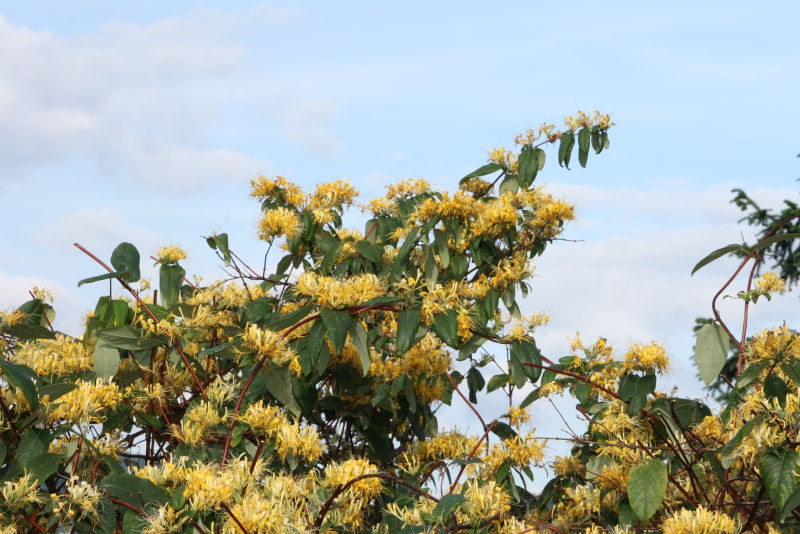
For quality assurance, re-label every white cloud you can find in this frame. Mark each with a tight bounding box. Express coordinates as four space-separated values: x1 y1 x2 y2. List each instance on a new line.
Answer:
38 208 160 255
0 9 329 187
279 98 343 157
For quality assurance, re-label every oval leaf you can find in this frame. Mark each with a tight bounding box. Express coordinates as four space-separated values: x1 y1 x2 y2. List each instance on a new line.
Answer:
396 309 421 356
110 242 141 283
627 458 668 522
349 320 371 376
0 359 38 411
94 344 120 381
694 323 730 385
760 449 800 522
320 309 352 354
159 263 185 309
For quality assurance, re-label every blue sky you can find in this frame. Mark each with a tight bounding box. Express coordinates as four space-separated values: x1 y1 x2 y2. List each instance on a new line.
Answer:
1 2 800 437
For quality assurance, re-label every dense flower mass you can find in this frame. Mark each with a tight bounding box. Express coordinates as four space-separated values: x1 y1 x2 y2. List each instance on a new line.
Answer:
24 113 800 532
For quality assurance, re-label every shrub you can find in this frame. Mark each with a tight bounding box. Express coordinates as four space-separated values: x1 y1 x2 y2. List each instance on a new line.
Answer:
2 111 797 533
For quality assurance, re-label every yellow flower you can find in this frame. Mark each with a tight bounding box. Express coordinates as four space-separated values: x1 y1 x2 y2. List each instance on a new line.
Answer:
745 324 800 364
249 175 305 206
10 334 93 376
47 379 124 424
241 324 292 364
323 458 382 498
457 308 474 342
0 308 27 326
294 272 383 309
488 147 517 170
52 476 100 522
661 507 736 534
508 406 530 428
1 471 43 509
385 178 431 199
623 342 670 373
308 179 358 212
31 286 54 303
756 271 786 295
155 246 187 264
257 207 302 241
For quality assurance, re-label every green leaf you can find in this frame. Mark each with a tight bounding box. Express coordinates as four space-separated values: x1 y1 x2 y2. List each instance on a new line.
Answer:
214 233 232 265
498 174 519 196
519 387 540 409
578 127 590 168
517 148 539 187
266 303 314 331
627 459 668 522
355 241 384 264
95 498 116 534
691 244 747 275
370 383 390 407
257 366 301 417
9 323 55 340
38 382 77 402
511 340 542 381
448 254 468 279
509 348 526 388
0 359 38 411
432 493 466 521
466 367 484 404
434 229 450 268
720 414 765 468
404 378 417 413
535 148 546 170
752 233 800 254
349 320 371 376
159 263 185 309
432 309 459 348
364 219 380 243
101 472 170 508
110 242 141 283
591 126 602 154
487 373 509 392
197 339 236 359
461 162 501 182
94 344 120 380
618 373 656 400
26 452 60 483
304 320 326 372
392 226 422 279
396 309 421 356
424 248 439 287
764 375 791 406
97 326 165 351
760 449 800 522
78 271 128 287
781 361 800 387
491 422 517 440
737 360 769 390
320 309 352 354
694 323 730 385
558 132 575 169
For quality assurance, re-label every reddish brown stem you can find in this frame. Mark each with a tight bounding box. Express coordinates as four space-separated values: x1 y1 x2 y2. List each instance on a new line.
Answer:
449 419 498 493
74 242 206 396
446 372 488 431
221 503 249 534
